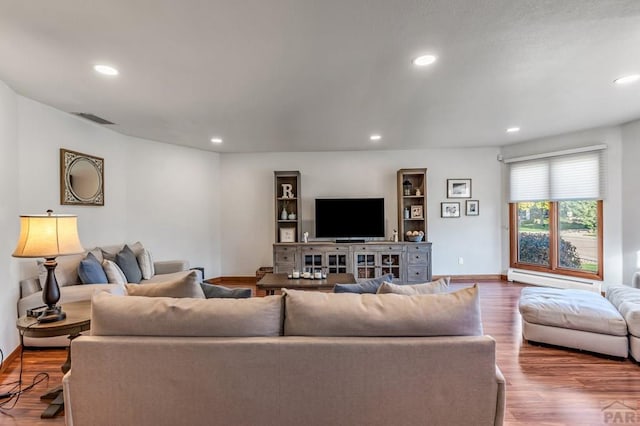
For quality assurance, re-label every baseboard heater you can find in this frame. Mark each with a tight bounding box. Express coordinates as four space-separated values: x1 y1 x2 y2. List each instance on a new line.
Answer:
507 268 602 293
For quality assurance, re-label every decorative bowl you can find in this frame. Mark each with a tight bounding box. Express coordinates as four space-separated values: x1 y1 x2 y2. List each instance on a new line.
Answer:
407 235 423 242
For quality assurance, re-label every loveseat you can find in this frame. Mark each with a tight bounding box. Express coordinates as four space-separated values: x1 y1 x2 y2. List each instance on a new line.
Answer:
18 242 194 347
63 285 506 426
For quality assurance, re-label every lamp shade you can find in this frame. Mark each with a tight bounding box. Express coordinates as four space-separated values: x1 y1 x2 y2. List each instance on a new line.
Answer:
12 214 84 258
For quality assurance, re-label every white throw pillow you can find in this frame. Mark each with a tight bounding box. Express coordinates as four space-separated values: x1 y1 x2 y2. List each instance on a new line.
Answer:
102 259 127 285
137 249 155 280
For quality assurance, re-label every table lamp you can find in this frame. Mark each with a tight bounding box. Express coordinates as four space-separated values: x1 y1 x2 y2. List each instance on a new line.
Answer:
12 210 84 323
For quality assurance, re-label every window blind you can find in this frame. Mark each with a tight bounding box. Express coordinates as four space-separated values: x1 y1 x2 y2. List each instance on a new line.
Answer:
508 148 606 202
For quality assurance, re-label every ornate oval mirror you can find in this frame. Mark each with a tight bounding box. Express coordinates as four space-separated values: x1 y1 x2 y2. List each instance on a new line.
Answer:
60 149 104 206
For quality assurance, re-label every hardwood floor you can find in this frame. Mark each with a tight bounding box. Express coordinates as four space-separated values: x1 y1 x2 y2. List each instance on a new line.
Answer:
2 280 640 425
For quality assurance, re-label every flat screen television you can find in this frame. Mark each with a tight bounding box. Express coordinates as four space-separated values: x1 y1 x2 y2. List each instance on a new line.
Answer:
315 198 385 239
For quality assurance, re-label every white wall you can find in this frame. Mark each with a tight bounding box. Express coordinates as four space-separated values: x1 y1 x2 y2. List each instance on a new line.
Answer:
124 136 221 276
621 118 640 284
220 148 502 276
500 126 624 289
15 98 221 278
0 81 19 357
0 91 221 358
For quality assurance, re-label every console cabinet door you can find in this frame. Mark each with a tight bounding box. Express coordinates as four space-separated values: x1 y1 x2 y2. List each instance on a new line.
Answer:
354 251 377 280
325 245 350 274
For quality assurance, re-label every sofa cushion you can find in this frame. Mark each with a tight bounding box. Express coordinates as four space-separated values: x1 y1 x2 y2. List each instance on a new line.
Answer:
333 274 394 294
90 291 283 337
606 285 640 337
201 283 252 299
130 241 145 257
377 277 450 295
116 245 143 284
102 260 127 285
141 269 192 284
125 270 204 298
137 249 155 280
283 285 483 337
78 252 108 284
519 287 627 336
38 253 85 287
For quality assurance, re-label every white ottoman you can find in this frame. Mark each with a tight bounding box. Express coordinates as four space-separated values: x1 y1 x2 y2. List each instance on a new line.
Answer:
519 287 628 358
606 285 640 361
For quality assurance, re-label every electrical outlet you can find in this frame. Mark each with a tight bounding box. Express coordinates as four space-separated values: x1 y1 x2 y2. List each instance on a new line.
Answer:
458 257 464 265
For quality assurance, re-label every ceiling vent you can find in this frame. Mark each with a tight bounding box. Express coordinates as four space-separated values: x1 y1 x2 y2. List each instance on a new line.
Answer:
72 112 115 125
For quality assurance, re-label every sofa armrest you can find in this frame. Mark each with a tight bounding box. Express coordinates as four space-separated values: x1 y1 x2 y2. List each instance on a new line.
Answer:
20 277 42 298
154 260 190 275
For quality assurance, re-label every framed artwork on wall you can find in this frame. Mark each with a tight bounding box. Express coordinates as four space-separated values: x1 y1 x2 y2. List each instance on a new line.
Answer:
447 179 471 198
466 200 479 216
441 202 460 218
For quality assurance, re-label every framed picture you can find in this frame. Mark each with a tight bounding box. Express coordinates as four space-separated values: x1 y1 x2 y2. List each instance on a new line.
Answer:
279 227 296 243
441 202 460 218
447 179 472 198
466 200 479 216
410 205 423 219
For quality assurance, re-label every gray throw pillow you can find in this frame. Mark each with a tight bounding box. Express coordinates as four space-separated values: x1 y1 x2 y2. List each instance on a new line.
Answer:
200 283 252 299
115 244 143 284
333 274 394 294
377 277 451 295
78 252 108 284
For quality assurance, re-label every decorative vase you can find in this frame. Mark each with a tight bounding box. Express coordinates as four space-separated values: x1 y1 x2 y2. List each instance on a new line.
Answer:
288 213 296 220
281 206 288 220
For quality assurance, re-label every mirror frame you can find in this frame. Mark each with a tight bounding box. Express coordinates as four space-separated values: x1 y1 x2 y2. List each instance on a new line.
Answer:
60 148 104 206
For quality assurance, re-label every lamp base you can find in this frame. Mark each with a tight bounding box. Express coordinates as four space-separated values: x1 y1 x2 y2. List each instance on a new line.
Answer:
37 306 66 323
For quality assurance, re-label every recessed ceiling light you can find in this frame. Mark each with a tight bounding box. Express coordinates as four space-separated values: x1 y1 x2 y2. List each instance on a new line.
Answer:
506 127 520 133
412 55 437 67
614 74 640 85
210 137 223 144
93 64 119 76
369 134 382 141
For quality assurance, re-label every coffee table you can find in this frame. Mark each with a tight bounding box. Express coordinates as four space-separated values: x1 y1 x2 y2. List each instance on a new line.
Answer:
16 300 91 419
257 273 356 296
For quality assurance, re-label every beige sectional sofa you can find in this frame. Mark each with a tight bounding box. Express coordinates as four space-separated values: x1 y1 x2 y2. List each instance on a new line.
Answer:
519 285 640 360
63 286 505 426
606 285 640 361
18 243 193 347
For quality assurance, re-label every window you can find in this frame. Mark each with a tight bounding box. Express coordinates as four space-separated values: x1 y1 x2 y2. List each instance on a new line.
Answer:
510 200 602 279
507 147 605 280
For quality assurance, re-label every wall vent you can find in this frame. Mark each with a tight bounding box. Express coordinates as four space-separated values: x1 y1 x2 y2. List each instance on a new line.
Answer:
72 112 115 125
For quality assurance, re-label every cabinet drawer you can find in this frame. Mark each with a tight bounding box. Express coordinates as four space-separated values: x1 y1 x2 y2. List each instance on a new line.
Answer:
275 251 296 263
408 251 428 265
407 267 429 282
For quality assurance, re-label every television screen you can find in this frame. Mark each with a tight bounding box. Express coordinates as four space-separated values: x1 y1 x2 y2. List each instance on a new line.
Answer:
315 198 385 239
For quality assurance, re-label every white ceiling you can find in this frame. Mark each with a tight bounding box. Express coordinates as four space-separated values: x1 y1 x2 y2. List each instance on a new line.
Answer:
1 0 639 153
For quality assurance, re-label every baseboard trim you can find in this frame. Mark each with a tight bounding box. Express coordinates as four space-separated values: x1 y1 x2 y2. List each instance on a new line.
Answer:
0 345 21 375
434 274 506 282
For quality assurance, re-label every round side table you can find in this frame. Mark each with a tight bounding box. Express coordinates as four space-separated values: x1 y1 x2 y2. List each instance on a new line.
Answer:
16 300 91 419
